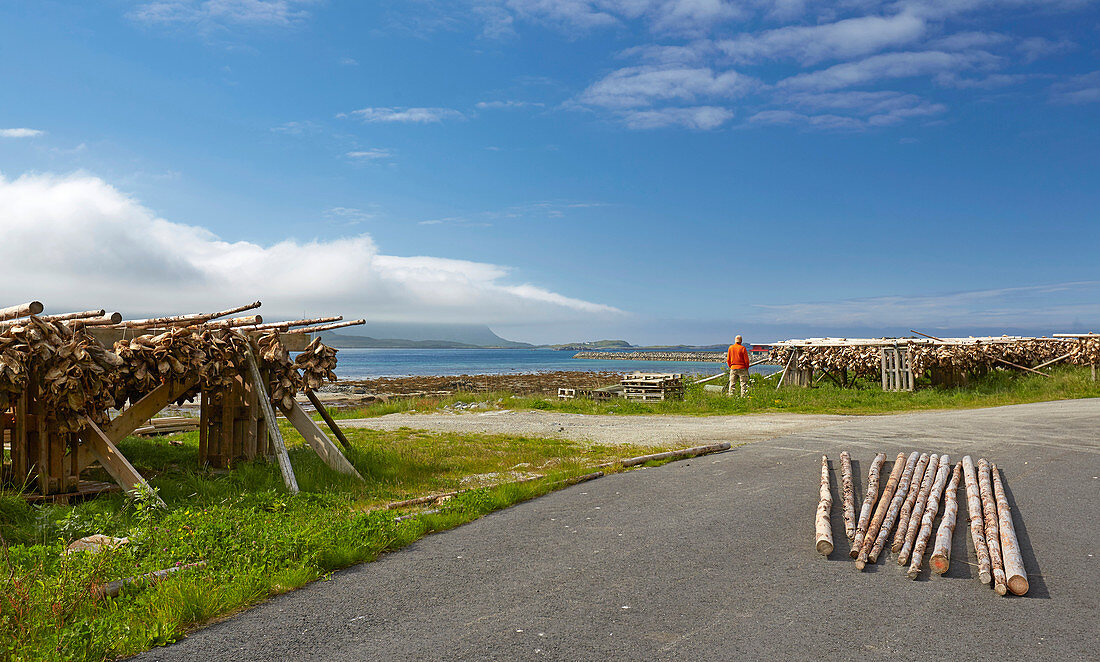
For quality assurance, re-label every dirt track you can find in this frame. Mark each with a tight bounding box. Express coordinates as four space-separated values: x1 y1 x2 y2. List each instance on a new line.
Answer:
340 409 853 447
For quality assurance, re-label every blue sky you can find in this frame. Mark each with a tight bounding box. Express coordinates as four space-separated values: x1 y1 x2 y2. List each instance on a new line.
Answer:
1 0 1098 344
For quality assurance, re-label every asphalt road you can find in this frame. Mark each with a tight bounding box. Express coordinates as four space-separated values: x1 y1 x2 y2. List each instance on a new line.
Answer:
138 399 1099 661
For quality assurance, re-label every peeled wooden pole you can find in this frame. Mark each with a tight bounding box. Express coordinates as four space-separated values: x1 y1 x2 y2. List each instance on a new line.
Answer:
929 462 963 574
201 314 263 329
71 313 124 327
1 308 103 327
855 452 910 569
978 458 1007 594
0 301 43 322
815 455 833 555
239 315 342 332
865 451 920 566
840 451 856 542
907 454 951 578
892 452 931 553
287 319 366 334
962 456 992 584
851 453 886 558
992 465 1029 596
897 453 940 564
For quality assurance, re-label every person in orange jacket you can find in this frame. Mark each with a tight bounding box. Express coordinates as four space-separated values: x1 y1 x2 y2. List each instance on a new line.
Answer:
727 335 750 396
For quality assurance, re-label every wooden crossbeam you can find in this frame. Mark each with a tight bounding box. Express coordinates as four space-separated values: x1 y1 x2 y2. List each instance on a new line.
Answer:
103 378 199 443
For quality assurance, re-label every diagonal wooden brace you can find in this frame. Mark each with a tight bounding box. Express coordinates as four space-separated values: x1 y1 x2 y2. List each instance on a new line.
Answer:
81 416 165 507
277 399 363 481
103 377 200 443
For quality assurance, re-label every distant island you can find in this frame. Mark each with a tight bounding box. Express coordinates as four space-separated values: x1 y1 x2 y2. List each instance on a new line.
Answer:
316 324 733 351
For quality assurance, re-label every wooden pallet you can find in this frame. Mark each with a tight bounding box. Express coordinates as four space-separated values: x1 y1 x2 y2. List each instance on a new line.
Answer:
880 346 914 392
621 373 684 402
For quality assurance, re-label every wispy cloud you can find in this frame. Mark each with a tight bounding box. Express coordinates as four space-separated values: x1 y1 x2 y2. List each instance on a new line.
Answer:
0 128 45 138
475 100 544 109
717 12 927 65
622 106 735 129
1050 71 1100 104
342 107 466 123
578 65 757 109
129 0 316 29
270 120 321 135
779 50 997 91
751 282 1100 327
346 148 394 161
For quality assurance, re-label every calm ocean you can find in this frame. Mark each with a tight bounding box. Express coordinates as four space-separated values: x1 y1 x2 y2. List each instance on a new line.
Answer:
329 348 776 379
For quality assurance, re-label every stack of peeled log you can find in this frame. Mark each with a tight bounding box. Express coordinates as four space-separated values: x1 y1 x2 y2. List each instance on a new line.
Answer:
815 451 1029 597
0 317 124 431
294 337 339 390
257 331 302 410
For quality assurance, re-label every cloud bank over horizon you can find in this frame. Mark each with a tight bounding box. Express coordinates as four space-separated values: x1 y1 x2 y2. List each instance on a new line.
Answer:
0 171 624 324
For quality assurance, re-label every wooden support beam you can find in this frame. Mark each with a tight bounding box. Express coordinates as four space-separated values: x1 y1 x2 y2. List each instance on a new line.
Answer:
80 416 165 507
103 378 199 443
305 389 352 450
244 343 299 493
286 319 366 335
277 399 362 480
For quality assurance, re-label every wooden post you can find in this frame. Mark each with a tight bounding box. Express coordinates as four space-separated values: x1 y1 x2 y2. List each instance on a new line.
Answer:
276 399 363 480
991 465 1029 596
305 389 352 450
80 416 165 507
855 452 909 569
929 462 963 575
777 350 796 390
244 343 299 494
962 456 992 585
851 453 886 558
840 451 856 542
815 455 833 555
978 458 1007 594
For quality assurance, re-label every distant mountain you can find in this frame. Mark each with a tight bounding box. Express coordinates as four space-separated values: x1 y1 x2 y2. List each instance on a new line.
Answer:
320 323 534 349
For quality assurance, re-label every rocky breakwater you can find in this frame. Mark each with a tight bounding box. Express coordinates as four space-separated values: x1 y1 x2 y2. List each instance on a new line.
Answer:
572 351 725 362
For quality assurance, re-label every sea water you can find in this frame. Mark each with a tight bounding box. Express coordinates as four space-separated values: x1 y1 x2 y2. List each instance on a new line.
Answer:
329 348 776 379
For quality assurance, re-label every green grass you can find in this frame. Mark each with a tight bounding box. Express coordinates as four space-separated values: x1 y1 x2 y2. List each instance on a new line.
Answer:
329 365 1100 419
0 426 668 661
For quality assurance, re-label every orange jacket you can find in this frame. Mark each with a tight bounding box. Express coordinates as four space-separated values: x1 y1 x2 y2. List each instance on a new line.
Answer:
727 343 749 369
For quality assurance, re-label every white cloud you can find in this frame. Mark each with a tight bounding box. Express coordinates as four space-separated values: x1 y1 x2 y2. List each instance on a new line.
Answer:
778 50 998 91
0 172 623 323
346 148 394 161
339 57 359 66
1050 71 1100 104
343 107 466 123
579 65 757 108
130 0 315 28
717 12 927 65
0 128 45 138
927 31 1009 51
621 105 734 129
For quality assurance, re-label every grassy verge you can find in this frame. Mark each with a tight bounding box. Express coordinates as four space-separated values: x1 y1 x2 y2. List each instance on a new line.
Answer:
329 365 1100 419
0 426 669 661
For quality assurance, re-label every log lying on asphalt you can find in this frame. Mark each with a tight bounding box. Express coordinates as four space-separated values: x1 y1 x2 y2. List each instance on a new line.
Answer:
907 455 951 578
963 456 992 584
816 455 834 555
597 442 731 469
855 452 910 569
840 451 856 542
851 453 886 558
866 451 920 566
929 462 963 575
893 452 931 553
992 464 1029 596
978 458 1008 594
0 301 44 322
897 453 940 564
